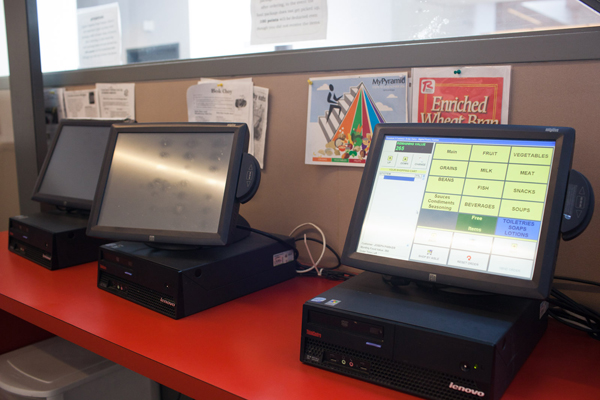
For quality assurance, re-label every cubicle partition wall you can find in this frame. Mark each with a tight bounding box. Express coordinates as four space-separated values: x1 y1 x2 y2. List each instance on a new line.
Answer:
106 62 600 311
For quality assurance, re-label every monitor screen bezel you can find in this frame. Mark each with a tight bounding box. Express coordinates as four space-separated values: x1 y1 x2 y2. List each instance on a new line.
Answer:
87 122 249 246
341 123 575 299
31 119 125 211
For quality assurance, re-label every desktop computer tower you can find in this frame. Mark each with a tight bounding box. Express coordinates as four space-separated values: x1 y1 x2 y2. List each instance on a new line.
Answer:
300 272 548 400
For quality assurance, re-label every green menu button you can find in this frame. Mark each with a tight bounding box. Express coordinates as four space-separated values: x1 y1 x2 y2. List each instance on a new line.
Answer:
456 213 498 235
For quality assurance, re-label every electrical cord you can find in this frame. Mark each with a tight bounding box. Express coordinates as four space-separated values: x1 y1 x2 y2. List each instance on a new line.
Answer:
554 276 600 287
549 276 600 340
294 237 341 269
289 223 354 280
289 223 327 276
317 269 356 281
236 225 299 260
293 237 354 281
238 223 352 281
380 274 600 339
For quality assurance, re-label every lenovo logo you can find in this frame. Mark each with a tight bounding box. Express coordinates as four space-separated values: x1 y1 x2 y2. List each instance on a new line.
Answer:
160 298 176 307
449 382 485 397
306 329 322 338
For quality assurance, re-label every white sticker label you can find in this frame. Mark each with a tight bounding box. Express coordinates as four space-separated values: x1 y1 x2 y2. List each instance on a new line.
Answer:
310 297 327 303
273 249 294 266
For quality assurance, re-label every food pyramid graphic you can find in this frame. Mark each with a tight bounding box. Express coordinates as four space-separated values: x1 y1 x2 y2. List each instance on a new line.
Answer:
318 82 386 162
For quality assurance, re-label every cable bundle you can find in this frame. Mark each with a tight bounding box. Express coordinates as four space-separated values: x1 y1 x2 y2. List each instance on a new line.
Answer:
290 223 353 281
549 276 600 340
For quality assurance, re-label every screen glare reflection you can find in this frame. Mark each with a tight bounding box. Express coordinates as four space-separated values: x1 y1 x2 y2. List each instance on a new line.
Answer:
96 132 234 234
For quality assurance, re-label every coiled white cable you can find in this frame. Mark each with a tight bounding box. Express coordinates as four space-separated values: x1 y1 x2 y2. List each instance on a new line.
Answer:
289 223 326 276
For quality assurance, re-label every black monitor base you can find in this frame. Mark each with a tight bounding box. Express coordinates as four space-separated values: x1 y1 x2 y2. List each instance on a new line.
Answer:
300 271 548 400
143 215 252 251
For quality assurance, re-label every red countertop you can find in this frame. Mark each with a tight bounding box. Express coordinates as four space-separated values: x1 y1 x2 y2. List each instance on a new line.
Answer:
1 231 599 399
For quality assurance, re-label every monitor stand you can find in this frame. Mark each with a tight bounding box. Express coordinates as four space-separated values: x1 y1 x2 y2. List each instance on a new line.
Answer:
97 231 297 319
300 271 548 400
144 215 252 251
8 210 109 270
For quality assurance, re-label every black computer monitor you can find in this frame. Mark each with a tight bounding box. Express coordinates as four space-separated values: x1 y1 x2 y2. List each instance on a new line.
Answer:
32 119 126 211
87 123 258 247
580 0 600 14
342 123 575 299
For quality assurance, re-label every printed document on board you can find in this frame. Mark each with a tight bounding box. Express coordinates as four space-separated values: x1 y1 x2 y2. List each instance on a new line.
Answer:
97 83 135 119
187 81 255 155
64 89 100 118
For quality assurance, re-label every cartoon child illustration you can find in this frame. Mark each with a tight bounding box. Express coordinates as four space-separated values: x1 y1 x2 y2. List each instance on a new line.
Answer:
326 84 342 122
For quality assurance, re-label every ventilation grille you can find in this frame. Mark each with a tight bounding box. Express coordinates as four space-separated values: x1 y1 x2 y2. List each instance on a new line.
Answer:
8 238 52 269
304 338 485 400
99 271 177 318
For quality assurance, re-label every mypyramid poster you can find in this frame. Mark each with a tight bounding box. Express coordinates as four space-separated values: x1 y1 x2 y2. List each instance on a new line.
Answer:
305 73 408 166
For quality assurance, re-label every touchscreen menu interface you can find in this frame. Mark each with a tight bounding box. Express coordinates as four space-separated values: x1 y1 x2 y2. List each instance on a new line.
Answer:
357 135 555 280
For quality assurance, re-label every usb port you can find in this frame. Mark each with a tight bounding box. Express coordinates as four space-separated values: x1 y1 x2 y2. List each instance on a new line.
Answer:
358 361 370 372
326 352 340 363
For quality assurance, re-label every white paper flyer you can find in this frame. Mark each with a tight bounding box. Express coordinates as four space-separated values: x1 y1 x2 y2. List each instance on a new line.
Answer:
186 81 255 155
198 78 269 168
64 89 100 119
252 86 269 169
251 0 328 45
97 83 135 119
77 3 122 69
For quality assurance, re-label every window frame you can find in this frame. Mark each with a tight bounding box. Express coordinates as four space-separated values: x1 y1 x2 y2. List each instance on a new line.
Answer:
42 26 600 87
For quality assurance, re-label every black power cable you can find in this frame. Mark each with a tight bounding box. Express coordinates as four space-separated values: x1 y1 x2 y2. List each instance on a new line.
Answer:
550 276 600 340
236 225 299 260
236 225 353 280
294 237 341 269
294 237 354 281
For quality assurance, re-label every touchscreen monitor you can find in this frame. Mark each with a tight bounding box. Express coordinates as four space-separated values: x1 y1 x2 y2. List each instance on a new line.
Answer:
87 123 251 247
32 119 125 210
342 123 575 298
